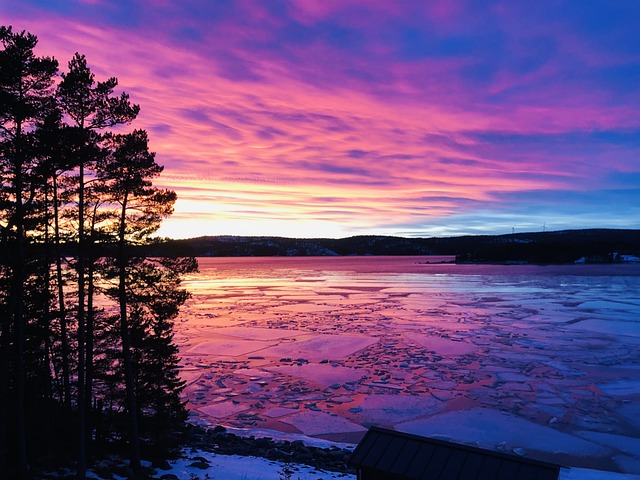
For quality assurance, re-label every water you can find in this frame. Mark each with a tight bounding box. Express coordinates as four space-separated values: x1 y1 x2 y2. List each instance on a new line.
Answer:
176 256 640 473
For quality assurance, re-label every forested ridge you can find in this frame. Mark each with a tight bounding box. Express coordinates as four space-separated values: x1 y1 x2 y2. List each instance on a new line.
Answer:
0 26 196 479
145 229 640 263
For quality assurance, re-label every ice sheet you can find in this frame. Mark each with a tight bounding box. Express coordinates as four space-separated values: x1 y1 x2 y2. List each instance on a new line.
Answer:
597 379 640 396
397 408 608 456
261 334 378 361
355 394 444 423
186 337 275 356
178 258 640 475
280 410 368 436
408 333 479 355
265 364 367 386
575 431 640 457
199 402 250 419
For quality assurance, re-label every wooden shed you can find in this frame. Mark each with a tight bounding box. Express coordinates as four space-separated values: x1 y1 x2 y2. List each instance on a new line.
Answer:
349 427 562 480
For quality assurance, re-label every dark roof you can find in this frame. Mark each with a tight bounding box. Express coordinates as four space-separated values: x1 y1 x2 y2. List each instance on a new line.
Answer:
349 427 562 480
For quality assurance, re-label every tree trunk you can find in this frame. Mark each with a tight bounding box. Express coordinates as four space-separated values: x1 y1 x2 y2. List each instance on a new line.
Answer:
42 184 55 431
0 295 9 474
76 162 86 480
117 192 141 471
84 204 99 454
52 174 71 409
13 121 30 479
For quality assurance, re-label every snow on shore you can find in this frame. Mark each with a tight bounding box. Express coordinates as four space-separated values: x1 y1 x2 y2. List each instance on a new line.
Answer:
79 449 638 480
81 450 355 480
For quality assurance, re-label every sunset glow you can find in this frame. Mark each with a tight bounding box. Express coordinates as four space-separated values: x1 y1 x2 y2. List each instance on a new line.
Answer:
3 1 639 238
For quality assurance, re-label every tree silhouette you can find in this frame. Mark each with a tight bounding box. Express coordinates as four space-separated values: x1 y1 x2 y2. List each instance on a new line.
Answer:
0 26 195 479
57 51 140 478
96 130 196 468
0 25 58 478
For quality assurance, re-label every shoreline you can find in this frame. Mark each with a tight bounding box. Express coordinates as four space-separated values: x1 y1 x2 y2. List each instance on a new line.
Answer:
184 424 355 473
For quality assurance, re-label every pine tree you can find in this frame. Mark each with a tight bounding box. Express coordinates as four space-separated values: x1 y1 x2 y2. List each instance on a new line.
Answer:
0 25 58 478
56 52 139 478
97 130 196 467
34 109 79 411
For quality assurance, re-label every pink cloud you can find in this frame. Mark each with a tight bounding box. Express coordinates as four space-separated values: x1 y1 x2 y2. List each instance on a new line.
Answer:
3 3 639 238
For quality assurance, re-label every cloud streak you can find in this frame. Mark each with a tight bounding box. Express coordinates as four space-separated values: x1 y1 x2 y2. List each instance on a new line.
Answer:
2 0 639 238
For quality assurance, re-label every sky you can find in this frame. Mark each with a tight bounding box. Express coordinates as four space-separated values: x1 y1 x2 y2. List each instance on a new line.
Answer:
2 0 640 239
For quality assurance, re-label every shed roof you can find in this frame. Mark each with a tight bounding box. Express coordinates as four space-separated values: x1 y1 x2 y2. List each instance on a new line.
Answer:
349 427 561 480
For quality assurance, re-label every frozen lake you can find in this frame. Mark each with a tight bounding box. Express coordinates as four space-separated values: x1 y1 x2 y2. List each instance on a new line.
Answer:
176 256 640 474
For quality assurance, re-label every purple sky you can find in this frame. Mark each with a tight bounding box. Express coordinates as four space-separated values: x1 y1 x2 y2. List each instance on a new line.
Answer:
3 0 640 238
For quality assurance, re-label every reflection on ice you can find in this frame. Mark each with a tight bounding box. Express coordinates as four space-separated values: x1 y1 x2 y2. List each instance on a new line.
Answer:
265 364 365 387
397 407 607 456
598 377 640 396
280 410 367 436
177 257 640 475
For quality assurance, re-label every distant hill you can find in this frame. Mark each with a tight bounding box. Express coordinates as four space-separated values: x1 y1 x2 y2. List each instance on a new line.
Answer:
141 229 640 264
